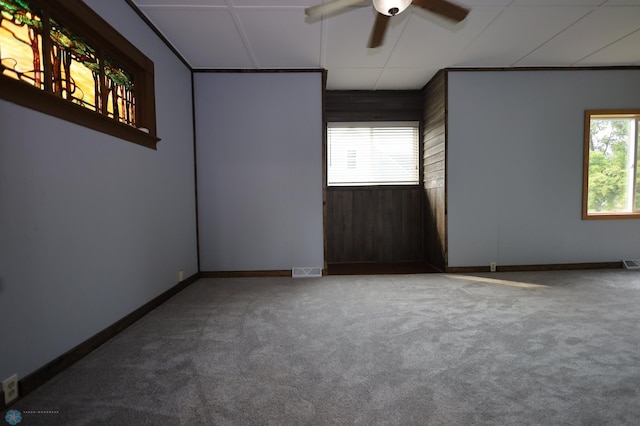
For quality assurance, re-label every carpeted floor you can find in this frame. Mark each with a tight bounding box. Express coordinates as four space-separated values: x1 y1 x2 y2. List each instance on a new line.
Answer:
5 269 640 425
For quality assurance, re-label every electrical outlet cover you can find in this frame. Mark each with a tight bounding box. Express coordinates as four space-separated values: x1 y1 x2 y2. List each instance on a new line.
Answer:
2 374 19 405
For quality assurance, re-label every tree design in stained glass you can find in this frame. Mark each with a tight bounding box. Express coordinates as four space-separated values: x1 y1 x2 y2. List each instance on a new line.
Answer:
50 18 100 112
1 1 138 127
105 55 135 126
0 0 44 88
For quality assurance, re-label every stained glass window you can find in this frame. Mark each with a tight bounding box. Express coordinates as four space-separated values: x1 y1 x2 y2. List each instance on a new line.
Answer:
50 18 100 112
0 1 136 125
0 0 44 88
105 56 135 125
0 0 156 147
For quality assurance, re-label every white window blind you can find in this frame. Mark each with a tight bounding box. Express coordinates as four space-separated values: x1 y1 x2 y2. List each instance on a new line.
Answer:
327 122 419 186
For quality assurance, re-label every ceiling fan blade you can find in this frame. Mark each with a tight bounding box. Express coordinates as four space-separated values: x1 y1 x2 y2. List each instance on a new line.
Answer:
305 0 367 20
412 0 470 23
368 12 390 48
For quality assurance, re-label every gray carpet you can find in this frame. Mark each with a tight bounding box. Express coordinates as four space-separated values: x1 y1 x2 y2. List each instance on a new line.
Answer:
6 270 640 425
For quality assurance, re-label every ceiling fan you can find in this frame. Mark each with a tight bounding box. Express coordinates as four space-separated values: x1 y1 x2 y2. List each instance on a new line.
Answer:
305 0 470 48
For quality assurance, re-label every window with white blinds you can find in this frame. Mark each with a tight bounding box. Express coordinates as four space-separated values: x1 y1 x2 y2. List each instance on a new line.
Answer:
327 122 419 186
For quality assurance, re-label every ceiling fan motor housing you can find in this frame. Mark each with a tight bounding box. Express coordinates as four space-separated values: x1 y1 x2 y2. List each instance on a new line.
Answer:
373 0 412 16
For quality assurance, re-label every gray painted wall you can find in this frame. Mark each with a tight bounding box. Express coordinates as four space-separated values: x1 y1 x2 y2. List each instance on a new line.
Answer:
194 72 324 272
0 0 197 381
447 70 640 267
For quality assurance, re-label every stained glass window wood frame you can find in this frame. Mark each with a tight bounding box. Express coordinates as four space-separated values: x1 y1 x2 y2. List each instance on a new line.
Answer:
0 0 159 149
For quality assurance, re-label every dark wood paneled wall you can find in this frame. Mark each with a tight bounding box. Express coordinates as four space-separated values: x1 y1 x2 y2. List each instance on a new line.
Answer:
325 90 424 264
326 187 423 263
326 90 423 122
423 71 447 270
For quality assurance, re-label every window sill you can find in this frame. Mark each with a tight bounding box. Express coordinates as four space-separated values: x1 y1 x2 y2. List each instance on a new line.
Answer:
583 212 640 220
327 185 421 190
1 76 160 150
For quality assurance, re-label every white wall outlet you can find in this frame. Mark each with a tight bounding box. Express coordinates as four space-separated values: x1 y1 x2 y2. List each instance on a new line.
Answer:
178 269 184 281
490 262 497 272
2 374 19 405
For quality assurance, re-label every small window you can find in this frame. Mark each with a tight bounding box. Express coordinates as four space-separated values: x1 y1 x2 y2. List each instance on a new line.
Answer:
327 122 419 186
583 110 640 219
0 0 158 148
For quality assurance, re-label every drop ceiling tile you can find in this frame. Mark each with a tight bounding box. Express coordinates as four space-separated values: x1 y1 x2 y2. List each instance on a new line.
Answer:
233 0 318 6
512 0 604 5
140 7 253 68
454 7 590 66
376 67 439 89
134 0 227 6
387 8 501 68
238 10 322 67
517 7 640 65
602 0 640 5
325 68 383 90
461 0 512 5
576 29 640 64
323 6 411 68
131 0 640 90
